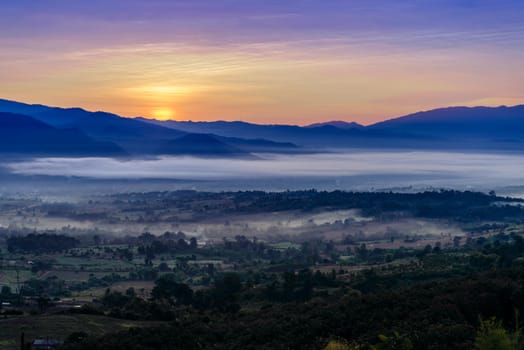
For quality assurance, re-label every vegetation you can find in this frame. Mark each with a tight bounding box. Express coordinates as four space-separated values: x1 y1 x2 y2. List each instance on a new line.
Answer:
1 190 524 349
7 233 79 253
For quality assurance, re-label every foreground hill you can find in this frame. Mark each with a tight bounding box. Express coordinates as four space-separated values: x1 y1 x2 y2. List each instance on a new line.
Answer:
0 112 125 156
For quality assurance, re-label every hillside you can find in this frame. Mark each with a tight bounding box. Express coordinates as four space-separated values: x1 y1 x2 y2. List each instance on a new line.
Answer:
156 134 250 157
0 100 300 155
0 112 125 156
2 99 524 154
371 105 524 141
142 105 524 150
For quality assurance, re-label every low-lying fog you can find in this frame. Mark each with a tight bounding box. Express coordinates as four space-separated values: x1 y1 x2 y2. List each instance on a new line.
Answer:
0 204 462 246
4 151 524 197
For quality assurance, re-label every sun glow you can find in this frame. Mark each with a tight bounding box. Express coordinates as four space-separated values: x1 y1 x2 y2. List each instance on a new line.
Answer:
152 108 176 121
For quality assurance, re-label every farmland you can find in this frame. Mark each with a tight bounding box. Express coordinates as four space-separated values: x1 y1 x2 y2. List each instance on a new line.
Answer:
1 190 524 349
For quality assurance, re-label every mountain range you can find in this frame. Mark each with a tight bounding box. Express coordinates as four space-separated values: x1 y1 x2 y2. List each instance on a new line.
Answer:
0 98 523 157
0 112 125 156
139 105 524 150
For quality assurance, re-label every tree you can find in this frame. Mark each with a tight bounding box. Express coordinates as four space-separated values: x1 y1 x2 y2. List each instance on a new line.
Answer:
37 294 50 312
189 237 198 249
7 233 78 253
324 340 351 350
474 317 521 350
65 332 88 345
93 234 101 246
1 285 12 296
216 273 242 295
373 332 413 350
158 262 170 271
151 276 193 305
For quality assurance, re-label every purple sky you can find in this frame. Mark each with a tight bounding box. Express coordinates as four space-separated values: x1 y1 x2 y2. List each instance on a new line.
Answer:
1 0 523 124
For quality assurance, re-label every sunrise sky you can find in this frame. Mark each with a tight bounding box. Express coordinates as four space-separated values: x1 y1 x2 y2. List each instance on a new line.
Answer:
1 0 523 125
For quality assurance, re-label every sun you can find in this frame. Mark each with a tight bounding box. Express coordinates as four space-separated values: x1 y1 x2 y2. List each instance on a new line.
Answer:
152 108 176 121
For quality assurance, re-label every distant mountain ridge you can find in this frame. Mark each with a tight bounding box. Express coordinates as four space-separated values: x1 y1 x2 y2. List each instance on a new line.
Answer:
1 98 524 156
0 99 301 157
140 104 524 150
306 121 364 129
0 112 125 156
156 133 249 157
0 99 187 154
371 105 524 139
136 118 417 148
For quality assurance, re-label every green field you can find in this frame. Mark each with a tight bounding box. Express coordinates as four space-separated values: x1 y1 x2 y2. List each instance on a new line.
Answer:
0 270 34 290
53 256 135 271
71 280 155 300
0 314 163 350
270 242 301 250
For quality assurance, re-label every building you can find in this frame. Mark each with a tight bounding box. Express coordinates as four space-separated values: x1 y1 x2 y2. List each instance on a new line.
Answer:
32 339 63 349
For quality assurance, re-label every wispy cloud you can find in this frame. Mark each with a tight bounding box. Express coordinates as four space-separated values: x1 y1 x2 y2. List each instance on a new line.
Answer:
1 0 524 124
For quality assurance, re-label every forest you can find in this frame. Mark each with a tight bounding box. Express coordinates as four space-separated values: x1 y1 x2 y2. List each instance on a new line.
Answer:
0 190 524 349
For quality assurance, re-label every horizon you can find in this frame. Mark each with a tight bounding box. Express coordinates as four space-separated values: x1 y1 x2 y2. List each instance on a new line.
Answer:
3 97 524 128
2 1 524 125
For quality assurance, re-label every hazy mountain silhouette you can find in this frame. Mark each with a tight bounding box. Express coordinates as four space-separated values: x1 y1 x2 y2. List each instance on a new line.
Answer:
157 134 250 157
2 99 524 154
138 118 424 148
306 121 364 129
0 99 296 155
370 105 524 140
215 136 299 153
0 99 187 154
141 105 524 150
0 112 125 156
0 99 51 117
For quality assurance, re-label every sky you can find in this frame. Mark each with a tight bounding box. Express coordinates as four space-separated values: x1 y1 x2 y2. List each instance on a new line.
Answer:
1 0 524 125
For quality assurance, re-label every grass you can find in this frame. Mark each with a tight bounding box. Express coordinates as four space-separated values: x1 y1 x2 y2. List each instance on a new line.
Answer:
71 280 155 300
270 242 301 250
53 256 135 270
43 270 108 282
0 270 34 290
0 314 164 350
0 341 15 349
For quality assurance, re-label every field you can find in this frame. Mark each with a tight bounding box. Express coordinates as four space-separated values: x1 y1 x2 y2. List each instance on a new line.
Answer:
1 190 524 349
0 314 162 350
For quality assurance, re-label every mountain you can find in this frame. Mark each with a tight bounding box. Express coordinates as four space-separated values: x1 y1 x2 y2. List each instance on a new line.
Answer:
367 105 524 150
157 134 250 157
0 99 185 154
370 105 524 141
138 118 424 149
306 121 364 129
0 112 125 156
141 105 524 151
216 136 299 153
2 98 524 155
0 99 301 155
0 99 50 117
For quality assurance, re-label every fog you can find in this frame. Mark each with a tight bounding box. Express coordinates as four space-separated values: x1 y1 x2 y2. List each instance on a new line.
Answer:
5 151 524 196
3 151 504 242
0 201 461 245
